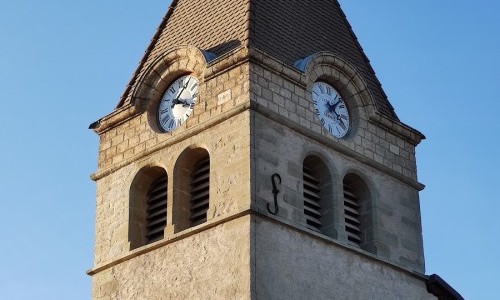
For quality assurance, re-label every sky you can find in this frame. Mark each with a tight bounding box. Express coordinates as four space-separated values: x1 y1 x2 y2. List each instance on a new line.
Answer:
0 1 498 299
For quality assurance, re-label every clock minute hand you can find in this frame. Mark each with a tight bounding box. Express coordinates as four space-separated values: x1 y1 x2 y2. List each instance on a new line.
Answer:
331 95 342 111
171 78 192 107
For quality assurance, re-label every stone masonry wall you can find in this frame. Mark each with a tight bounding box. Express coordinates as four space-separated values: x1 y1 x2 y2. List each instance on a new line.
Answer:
93 111 251 266
249 59 419 181
248 53 426 273
252 216 435 300
96 61 250 171
252 113 425 273
93 216 251 300
92 53 252 266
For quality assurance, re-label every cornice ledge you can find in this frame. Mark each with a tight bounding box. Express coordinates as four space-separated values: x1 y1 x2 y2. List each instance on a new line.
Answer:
250 103 425 191
369 112 426 146
90 104 141 135
87 209 253 276
90 102 251 181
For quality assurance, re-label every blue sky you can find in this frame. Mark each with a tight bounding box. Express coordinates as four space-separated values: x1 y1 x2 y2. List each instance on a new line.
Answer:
0 1 498 299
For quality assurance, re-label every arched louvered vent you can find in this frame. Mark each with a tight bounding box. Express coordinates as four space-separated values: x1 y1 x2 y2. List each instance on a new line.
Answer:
343 183 362 245
145 176 168 244
303 166 322 231
190 157 210 227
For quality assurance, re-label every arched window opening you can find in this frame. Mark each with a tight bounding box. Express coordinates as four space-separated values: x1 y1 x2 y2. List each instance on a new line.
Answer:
173 147 210 233
303 156 334 237
129 167 168 250
343 173 371 249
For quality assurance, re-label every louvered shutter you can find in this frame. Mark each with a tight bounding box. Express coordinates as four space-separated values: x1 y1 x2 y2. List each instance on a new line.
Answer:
343 183 362 245
145 176 168 244
190 157 210 227
303 166 322 231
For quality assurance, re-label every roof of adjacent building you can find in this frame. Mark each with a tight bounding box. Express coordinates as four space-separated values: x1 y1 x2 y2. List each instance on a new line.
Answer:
116 0 399 120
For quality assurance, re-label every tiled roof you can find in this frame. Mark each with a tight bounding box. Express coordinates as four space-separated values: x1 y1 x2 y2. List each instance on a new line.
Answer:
117 0 398 120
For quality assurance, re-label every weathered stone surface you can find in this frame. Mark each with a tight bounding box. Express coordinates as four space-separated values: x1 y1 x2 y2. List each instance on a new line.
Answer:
93 217 251 300
252 111 425 272
253 216 436 300
93 111 251 265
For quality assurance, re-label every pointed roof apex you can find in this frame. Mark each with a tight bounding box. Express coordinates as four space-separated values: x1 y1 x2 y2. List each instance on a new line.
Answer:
117 0 397 120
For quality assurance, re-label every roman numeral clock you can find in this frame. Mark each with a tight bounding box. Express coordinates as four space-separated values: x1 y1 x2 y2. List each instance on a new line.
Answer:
157 75 199 132
312 81 350 138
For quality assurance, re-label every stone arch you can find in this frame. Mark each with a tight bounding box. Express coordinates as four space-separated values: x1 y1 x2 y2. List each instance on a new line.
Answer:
128 165 168 250
341 169 377 254
173 145 211 233
301 154 337 238
296 52 377 134
130 45 212 132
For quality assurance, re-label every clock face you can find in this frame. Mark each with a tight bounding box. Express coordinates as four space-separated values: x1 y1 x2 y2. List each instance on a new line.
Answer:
157 75 199 132
312 81 350 138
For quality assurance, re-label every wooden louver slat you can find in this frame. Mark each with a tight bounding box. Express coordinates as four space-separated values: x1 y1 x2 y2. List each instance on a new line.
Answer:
145 176 168 244
344 183 362 245
303 166 322 231
190 157 210 227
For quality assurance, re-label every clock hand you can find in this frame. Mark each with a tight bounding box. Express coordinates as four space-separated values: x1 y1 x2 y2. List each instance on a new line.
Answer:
183 98 195 107
171 99 181 107
332 100 340 111
326 101 340 118
325 101 334 112
331 95 341 111
171 77 192 108
326 96 344 124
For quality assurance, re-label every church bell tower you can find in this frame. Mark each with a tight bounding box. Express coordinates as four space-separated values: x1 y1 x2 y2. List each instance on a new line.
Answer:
88 1 462 299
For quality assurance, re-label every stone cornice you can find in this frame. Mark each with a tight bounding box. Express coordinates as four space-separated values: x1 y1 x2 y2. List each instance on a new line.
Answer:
90 102 251 181
88 209 429 284
250 103 425 191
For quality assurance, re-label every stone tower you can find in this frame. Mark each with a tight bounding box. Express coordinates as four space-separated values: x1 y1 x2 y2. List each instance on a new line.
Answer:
88 0 462 299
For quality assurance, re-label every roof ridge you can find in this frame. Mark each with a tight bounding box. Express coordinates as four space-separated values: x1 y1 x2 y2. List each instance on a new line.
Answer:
245 0 255 48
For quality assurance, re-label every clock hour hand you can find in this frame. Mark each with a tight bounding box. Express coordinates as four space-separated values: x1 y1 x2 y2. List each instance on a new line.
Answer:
326 101 340 118
172 98 194 109
326 96 343 120
171 77 192 108
182 97 195 107
171 98 183 107
330 95 342 111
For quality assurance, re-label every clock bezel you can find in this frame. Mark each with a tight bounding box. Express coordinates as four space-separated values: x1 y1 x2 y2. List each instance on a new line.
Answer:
156 74 199 133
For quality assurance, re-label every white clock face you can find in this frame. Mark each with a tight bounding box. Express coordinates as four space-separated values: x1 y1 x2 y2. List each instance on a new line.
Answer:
157 75 199 132
312 81 350 138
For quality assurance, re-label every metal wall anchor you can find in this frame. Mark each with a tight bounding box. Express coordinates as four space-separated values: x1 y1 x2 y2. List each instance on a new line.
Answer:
267 173 282 215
